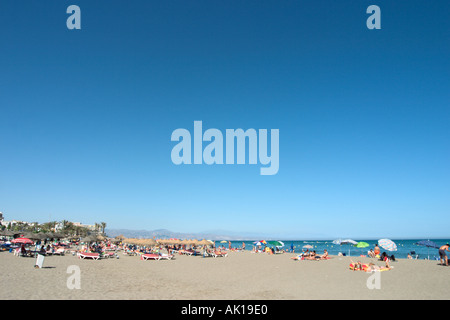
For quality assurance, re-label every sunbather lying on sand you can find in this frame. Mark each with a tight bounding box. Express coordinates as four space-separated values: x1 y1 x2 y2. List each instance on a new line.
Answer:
350 260 392 272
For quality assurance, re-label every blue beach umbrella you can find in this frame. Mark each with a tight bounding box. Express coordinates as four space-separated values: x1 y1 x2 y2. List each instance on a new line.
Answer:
415 240 439 249
415 240 439 259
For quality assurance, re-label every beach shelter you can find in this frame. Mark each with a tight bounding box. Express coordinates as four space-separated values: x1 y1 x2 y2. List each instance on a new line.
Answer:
142 238 157 247
81 235 101 243
198 239 212 246
0 229 15 237
35 233 50 240
415 240 439 260
378 239 397 252
20 232 42 241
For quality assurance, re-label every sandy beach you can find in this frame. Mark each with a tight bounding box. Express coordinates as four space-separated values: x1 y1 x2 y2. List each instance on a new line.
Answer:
1 250 449 300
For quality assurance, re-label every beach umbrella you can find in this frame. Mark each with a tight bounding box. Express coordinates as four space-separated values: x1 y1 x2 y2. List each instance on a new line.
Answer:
45 232 57 239
0 229 15 237
333 239 357 255
253 241 265 247
11 237 34 245
180 239 194 248
378 239 397 252
415 240 439 249
268 241 284 247
141 238 157 247
81 235 100 243
253 240 267 245
156 239 167 245
48 232 65 239
354 242 370 255
34 233 49 241
302 244 313 250
125 238 139 245
415 240 439 260
22 232 46 241
354 241 369 248
220 240 228 244
333 239 357 245
169 238 182 245
198 239 212 246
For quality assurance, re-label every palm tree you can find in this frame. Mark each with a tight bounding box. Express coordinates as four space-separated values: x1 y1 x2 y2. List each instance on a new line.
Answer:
100 222 107 235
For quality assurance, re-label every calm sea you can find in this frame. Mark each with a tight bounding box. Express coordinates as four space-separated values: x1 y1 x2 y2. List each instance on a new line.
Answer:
221 239 450 260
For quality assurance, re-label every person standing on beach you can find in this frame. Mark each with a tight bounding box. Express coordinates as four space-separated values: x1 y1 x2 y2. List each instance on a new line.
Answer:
439 244 450 266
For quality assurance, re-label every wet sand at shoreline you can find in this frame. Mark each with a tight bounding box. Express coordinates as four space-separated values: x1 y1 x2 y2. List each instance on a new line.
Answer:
1 250 449 300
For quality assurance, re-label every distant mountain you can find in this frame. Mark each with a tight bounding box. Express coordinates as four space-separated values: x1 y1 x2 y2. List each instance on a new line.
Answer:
105 228 269 240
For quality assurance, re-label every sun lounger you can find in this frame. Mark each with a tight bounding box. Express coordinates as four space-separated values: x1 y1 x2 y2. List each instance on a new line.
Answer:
78 252 100 260
159 253 174 260
212 251 228 258
101 252 116 259
141 253 161 261
179 250 193 256
53 248 65 255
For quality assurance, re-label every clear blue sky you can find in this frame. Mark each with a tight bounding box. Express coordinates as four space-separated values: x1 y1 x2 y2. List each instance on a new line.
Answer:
0 0 449 239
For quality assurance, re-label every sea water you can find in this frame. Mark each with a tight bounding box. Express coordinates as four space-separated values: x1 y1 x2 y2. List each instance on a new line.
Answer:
221 239 450 260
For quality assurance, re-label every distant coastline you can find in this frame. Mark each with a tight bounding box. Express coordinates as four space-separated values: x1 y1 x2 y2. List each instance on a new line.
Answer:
105 228 449 242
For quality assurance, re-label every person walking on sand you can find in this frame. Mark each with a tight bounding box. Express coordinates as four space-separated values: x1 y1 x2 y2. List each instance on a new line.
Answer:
439 243 450 266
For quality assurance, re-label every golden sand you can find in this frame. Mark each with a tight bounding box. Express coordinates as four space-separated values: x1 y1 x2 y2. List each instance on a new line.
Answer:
1 250 448 299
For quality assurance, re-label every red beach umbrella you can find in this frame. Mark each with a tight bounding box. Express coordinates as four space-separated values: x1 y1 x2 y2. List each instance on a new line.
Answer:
11 237 34 244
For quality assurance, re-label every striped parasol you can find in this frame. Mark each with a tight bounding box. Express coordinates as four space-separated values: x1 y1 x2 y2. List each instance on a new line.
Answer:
378 239 397 252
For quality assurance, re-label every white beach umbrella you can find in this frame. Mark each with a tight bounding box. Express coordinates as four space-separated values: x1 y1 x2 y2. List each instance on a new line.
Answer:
333 239 357 256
